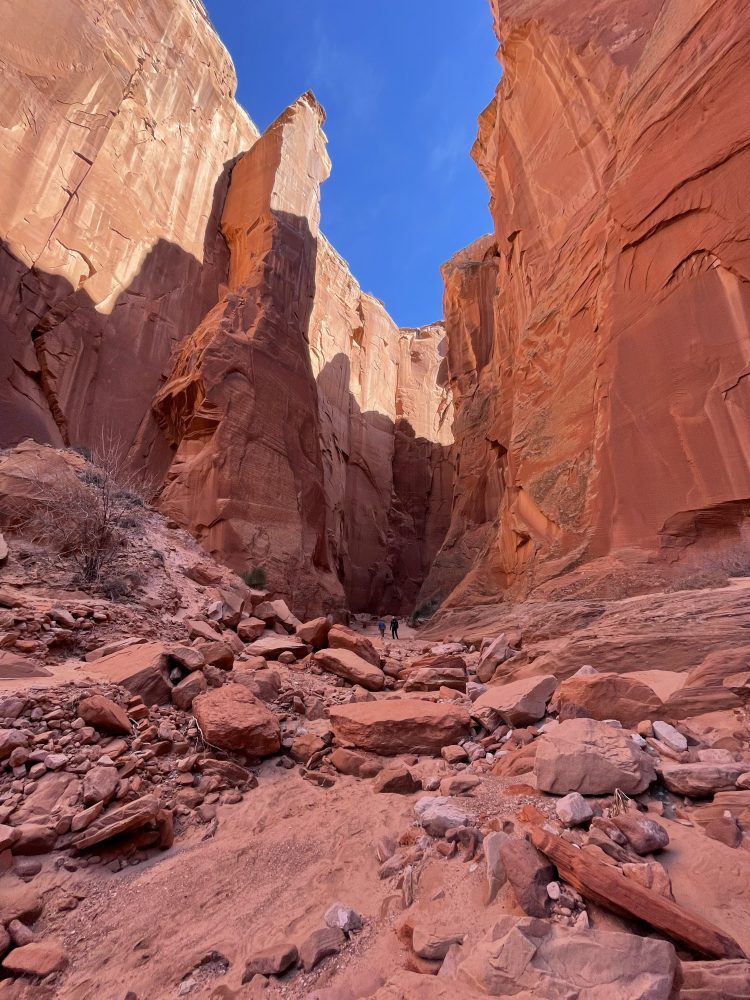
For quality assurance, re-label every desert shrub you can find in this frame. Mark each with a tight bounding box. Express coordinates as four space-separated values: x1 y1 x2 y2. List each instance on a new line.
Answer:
241 566 267 589
25 433 153 584
100 576 130 600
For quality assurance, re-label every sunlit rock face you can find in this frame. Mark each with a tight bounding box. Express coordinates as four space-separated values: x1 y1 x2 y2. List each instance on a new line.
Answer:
423 0 750 608
155 95 453 615
0 0 258 458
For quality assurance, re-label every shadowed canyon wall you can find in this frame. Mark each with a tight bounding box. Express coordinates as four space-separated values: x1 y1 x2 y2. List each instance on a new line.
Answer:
0 1 454 616
421 0 750 609
0 0 258 458
154 94 453 615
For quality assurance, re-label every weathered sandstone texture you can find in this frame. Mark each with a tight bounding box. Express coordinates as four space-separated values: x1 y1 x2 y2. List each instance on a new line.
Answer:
422 0 750 609
0 2 452 616
155 93 452 614
0 0 258 458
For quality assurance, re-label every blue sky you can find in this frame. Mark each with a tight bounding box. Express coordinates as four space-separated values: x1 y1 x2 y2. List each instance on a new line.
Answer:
203 1 499 327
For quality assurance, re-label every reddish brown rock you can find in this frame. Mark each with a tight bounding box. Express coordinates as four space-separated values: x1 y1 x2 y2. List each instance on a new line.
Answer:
87 642 172 706
0 0 257 455
473 675 556 727
327 625 380 667
171 671 207 711
421 0 750 610
77 695 131 736
313 648 385 692
236 618 267 643
330 700 471 756
553 672 663 726
192 684 280 756
1 941 68 977
295 617 331 648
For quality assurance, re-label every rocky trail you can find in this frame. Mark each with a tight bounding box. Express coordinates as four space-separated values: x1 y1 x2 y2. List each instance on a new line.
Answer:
1 459 750 998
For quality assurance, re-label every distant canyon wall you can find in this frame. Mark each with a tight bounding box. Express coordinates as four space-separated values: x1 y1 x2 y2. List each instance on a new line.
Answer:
154 94 453 615
422 0 750 608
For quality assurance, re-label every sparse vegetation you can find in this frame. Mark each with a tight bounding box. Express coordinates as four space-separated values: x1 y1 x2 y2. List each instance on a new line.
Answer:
24 433 154 586
241 565 268 589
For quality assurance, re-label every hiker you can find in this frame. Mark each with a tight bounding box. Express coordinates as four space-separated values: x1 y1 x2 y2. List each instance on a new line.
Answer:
377 617 386 639
390 616 399 639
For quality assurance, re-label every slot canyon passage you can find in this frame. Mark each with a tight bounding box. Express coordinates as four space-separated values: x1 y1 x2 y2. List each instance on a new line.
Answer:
0 0 750 997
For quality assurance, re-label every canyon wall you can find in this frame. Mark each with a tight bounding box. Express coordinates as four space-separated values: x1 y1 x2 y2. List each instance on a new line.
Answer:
155 94 453 616
0 1 453 616
422 0 750 608
0 0 258 464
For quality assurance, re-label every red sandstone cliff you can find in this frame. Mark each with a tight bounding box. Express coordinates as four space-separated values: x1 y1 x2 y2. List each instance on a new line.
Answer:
154 95 453 615
0 0 258 460
422 0 750 609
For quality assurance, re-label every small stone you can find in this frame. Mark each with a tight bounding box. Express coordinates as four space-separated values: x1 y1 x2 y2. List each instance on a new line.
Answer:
242 942 298 979
373 766 420 795
324 902 363 934
555 792 593 828
1 940 68 976
298 926 345 972
652 721 688 753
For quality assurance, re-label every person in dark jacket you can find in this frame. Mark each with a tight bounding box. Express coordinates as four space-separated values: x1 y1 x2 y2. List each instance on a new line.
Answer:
390 616 399 639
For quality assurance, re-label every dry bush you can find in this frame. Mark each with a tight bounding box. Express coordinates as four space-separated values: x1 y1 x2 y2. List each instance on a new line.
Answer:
24 433 155 585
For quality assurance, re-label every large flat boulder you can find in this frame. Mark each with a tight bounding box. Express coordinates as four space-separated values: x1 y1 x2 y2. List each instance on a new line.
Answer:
553 671 663 726
245 635 308 660
313 648 385 691
192 684 280 756
457 916 677 1000
473 675 557 727
660 763 745 798
296 617 331 648
330 699 470 756
328 625 380 667
71 795 162 850
86 641 172 706
535 718 656 795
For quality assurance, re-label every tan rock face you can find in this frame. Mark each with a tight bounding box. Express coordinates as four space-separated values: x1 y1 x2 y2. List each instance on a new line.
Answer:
423 0 750 608
0 0 257 456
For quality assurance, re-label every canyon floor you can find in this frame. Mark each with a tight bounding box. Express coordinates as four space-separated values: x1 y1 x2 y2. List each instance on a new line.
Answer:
0 446 750 1000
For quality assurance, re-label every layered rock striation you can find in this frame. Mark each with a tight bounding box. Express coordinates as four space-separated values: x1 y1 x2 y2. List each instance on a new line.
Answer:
423 0 750 608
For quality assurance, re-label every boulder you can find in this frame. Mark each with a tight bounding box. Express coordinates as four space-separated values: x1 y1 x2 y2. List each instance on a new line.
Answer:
71 795 163 850
476 635 516 683
456 917 678 1000
192 684 280 756
77 694 131 735
171 670 207 710
296 617 331 648
236 617 267 643
234 667 281 704
473 675 557 727
412 925 464 961
167 646 205 672
198 640 234 671
245 635 308 660
329 747 383 778
299 926 345 972
535 718 656 795
499 837 554 917
555 792 593 827
328 625 380 667
254 599 301 634
403 659 467 692
484 831 508 903
0 532 8 564
243 942 298 979
1 941 68 977
82 766 119 806
660 763 745 798
313 648 385 691
0 729 28 761
439 774 481 796
553 672 663 726
330 700 471 756
652 721 688 753
11 824 56 856
414 796 471 837
373 765 420 794
611 811 669 855
87 641 172 706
